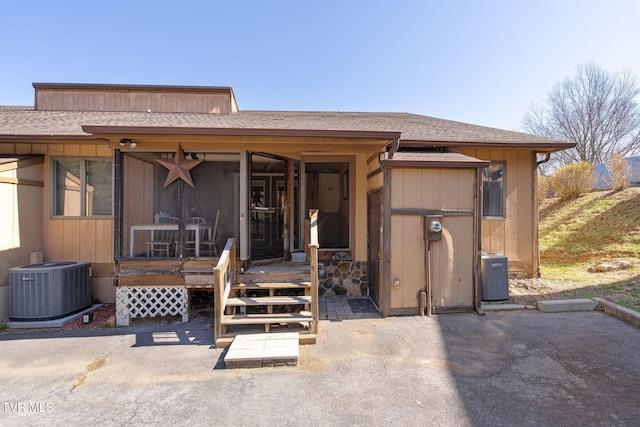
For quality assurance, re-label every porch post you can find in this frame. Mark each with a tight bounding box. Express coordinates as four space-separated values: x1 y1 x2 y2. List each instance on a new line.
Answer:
239 151 249 262
177 179 186 258
283 159 293 259
113 149 123 260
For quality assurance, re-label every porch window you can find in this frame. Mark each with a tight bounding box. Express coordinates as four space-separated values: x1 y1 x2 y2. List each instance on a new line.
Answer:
52 158 113 217
482 161 505 218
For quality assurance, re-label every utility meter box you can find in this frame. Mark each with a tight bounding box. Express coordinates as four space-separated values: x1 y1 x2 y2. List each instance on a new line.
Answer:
426 215 443 241
481 252 509 301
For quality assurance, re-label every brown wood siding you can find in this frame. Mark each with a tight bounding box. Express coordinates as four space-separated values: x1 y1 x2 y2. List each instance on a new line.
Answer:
123 155 155 257
457 148 538 276
42 143 115 265
389 168 475 312
35 88 233 113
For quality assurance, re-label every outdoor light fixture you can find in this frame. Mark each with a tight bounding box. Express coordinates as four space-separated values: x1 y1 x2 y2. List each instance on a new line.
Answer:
119 138 136 149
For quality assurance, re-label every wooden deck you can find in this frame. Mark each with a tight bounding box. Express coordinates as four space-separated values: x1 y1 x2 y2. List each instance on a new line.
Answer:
114 211 321 347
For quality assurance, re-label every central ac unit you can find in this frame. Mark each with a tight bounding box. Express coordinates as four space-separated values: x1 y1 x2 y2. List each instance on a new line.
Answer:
9 261 92 321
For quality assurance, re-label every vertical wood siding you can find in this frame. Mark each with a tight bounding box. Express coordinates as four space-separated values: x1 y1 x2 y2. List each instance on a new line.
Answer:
457 148 538 276
122 156 155 257
389 168 475 311
35 88 233 113
41 143 115 263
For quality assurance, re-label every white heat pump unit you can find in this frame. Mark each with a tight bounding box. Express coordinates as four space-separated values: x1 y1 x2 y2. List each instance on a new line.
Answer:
9 261 92 321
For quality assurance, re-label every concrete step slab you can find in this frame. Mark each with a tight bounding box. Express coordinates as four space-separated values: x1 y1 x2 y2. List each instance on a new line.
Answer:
224 332 299 369
537 299 597 313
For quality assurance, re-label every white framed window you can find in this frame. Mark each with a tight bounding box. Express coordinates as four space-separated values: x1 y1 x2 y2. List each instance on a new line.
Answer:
52 158 113 217
482 161 505 218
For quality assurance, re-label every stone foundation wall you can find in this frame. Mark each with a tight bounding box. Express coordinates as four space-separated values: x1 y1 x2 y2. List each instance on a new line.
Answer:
319 261 368 296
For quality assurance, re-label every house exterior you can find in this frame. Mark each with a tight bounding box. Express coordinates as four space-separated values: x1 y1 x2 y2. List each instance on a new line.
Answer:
594 156 640 190
0 83 573 321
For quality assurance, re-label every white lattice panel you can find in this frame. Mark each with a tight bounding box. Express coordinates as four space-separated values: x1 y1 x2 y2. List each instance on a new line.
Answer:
116 286 188 326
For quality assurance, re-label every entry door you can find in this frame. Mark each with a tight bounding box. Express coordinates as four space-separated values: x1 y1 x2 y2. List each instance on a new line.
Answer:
367 189 382 309
250 154 285 260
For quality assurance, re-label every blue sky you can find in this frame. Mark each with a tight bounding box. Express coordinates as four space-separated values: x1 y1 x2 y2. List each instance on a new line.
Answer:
1 1 639 131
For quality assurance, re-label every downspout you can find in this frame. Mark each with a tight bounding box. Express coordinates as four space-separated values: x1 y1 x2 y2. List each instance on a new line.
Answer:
534 152 551 277
537 153 551 166
388 137 400 159
474 167 485 316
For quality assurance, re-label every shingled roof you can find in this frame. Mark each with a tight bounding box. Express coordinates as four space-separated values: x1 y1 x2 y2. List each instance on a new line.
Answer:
0 106 572 150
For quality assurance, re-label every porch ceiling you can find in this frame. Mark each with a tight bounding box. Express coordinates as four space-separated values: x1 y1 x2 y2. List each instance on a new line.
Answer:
82 125 400 153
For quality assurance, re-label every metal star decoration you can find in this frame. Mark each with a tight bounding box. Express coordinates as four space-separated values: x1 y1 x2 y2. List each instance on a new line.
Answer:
156 144 203 188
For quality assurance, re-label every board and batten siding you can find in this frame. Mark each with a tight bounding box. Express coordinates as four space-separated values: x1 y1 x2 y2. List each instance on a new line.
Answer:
0 142 119 303
122 155 156 257
43 143 114 264
35 86 236 114
457 148 538 276
388 167 476 313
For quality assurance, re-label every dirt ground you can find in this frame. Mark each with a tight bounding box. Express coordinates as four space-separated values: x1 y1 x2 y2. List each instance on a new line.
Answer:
509 266 640 309
509 278 566 306
61 304 117 330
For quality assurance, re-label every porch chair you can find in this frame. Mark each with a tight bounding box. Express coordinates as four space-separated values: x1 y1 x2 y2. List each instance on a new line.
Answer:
146 216 178 257
185 216 207 256
201 209 221 256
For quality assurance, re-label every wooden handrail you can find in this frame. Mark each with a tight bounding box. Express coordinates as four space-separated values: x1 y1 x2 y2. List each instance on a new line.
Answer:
213 238 236 344
213 211 319 344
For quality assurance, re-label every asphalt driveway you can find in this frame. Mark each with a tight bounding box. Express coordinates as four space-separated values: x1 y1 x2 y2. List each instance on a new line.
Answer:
1 309 639 426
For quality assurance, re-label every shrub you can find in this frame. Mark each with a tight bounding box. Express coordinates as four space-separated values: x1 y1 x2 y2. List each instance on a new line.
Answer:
538 175 550 203
606 153 632 191
550 162 595 200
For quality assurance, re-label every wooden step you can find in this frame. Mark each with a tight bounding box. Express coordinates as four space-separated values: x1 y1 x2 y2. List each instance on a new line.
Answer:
221 312 313 325
232 281 311 290
238 272 310 283
226 295 312 306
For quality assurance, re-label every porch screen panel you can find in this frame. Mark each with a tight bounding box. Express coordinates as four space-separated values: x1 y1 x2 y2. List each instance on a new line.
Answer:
156 152 240 256
305 161 350 249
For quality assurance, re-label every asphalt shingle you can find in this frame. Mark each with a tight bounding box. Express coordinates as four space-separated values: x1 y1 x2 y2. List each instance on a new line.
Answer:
0 107 568 147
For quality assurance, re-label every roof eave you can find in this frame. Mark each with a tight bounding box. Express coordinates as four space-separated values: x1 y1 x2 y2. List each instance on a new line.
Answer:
399 139 576 152
0 134 94 142
81 125 402 141
32 82 235 94
381 159 490 168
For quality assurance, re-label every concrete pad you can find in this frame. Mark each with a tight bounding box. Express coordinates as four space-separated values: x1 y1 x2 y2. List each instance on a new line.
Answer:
537 299 597 313
224 332 299 368
482 303 525 312
3 310 640 425
8 304 104 329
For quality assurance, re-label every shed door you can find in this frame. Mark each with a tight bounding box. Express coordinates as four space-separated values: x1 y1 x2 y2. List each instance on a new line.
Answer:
367 189 382 309
389 168 476 314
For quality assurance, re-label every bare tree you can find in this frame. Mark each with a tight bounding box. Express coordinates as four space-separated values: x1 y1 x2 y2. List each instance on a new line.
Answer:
524 63 640 168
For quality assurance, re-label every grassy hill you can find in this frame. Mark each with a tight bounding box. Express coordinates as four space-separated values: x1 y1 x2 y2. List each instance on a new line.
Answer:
527 186 640 310
540 186 640 263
